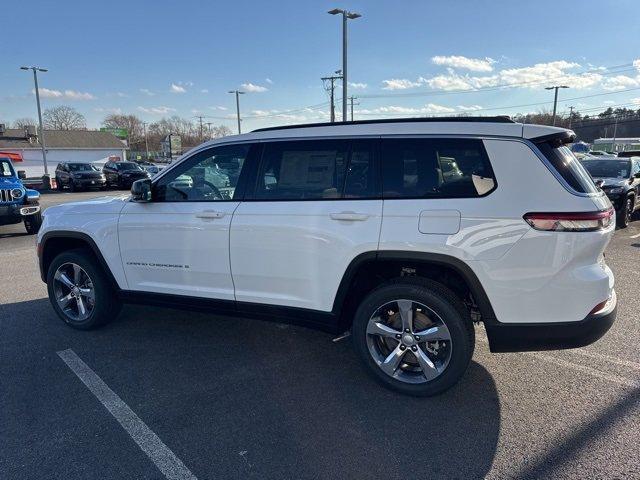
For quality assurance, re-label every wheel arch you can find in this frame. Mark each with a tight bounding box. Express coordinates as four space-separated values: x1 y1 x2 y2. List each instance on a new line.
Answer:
332 251 498 331
39 231 120 290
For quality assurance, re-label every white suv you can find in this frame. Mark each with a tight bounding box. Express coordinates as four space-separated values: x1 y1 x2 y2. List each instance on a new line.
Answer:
38 117 617 396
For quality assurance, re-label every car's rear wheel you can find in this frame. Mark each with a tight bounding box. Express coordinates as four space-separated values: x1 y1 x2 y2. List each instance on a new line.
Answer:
618 196 633 228
351 278 474 396
47 249 121 330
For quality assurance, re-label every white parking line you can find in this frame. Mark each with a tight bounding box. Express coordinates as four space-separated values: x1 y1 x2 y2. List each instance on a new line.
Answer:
476 336 640 388
57 349 197 480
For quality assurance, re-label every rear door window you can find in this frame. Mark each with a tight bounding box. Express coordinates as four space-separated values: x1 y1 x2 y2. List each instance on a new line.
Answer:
537 143 598 194
380 138 496 198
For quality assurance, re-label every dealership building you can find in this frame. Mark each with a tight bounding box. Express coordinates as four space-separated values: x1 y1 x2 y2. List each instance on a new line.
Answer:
0 125 128 177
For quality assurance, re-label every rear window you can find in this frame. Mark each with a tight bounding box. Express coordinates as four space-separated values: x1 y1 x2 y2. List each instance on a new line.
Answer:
380 138 496 198
538 143 598 194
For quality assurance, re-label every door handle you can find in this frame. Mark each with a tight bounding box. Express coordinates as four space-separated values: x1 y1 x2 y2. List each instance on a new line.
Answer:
195 210 226 219
330 211 369 221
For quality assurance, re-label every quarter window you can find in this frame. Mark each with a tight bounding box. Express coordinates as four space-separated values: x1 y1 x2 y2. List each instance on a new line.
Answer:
154 144 250 202
381 138 496 198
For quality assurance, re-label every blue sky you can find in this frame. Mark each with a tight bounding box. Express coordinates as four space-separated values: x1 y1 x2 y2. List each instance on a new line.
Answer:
1 0 639 131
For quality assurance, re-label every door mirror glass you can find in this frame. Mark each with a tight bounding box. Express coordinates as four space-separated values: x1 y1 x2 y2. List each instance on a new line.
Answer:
131 178 152 202
634 172 640 179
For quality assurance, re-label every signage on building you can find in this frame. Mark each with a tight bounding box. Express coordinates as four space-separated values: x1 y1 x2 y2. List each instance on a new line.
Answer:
100 128 128 140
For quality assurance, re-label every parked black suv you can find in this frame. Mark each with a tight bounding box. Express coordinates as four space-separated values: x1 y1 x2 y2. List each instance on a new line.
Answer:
581 157 640 227
103 161 150 189
55 162 106 191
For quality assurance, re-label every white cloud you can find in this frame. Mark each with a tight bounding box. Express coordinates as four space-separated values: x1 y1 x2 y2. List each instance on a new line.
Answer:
357 104 456 115
632 97 640 105
432 55 496 72
140 88 155 96
602 75 640 91
137 106 176 114
381 78 423 90
634 59 640 71
115 92 128 98
602 101 616 105
94 107 122 114
241 82 268 92
348 82 367 89
200 89 209 93
35 88 95 100
210 105 228 111
421 60 609 91
456 105 484 111
265 78 274 84
170 83 186 93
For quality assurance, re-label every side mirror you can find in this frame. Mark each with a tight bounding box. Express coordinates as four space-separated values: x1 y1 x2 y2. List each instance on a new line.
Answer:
18 170 26 180
25 189 40 204
635 172 640 179
131 178 152 202
594 179 605 189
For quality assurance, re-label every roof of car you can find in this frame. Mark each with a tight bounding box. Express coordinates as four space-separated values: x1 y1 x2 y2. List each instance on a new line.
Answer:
195 118 573 152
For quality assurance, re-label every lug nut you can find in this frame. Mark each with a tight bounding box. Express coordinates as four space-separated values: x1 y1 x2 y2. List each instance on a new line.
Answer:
415 336 420 341
400 345 406 350
404 329 410 333
395 334 402 339
411 346 417 351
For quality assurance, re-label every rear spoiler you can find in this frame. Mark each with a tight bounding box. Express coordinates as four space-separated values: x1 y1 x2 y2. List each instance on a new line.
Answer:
530 130 576 147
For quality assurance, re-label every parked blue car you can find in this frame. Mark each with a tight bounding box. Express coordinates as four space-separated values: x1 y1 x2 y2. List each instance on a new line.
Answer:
0 157 42 234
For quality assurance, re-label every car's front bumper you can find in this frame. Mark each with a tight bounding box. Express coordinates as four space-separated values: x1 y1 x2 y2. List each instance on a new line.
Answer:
485 290 617 352
73 178 106 188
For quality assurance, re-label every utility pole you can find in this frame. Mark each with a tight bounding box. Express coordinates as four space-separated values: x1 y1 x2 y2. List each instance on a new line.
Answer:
142 122 150 160
194 115 205 141
206 122 213 139
20 66 49 175
611 116 619 153
228 90 245 134
328 8 362 122
322 71 343 123
545 85 569 126
568 106 574 129
348 96 359 121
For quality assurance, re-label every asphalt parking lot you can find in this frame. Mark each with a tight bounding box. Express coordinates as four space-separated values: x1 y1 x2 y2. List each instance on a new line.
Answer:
1 191 639 480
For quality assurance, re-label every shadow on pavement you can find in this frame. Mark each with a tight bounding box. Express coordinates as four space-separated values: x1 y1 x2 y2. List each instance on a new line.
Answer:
2 299 501 480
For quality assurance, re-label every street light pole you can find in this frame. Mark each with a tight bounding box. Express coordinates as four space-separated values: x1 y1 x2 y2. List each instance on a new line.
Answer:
545 85 569 126
328 8 361 122
142 122 150 160
228 90 245 134
20 66 49 175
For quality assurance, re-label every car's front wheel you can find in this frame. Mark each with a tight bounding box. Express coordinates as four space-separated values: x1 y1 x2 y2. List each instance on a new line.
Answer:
47 249 121 330
351 278 474 396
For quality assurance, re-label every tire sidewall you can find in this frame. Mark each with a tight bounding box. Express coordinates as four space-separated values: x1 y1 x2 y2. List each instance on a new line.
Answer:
46 250 114 329
352 281 473 396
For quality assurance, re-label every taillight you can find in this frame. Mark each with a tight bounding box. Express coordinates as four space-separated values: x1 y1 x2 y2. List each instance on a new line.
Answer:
523 208 614 232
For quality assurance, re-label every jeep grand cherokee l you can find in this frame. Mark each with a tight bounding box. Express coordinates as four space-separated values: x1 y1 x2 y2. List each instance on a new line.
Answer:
37 117 617 396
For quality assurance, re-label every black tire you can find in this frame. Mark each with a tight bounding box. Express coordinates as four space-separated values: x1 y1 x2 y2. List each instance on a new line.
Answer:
46 248 121 330
69 181 76 192
23 210 42 235
55 176 63 191
351 277 474 397
617 196 633 228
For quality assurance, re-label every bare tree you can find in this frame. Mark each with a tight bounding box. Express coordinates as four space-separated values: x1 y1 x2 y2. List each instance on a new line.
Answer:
12 117 37 129
102 114 145 149
43 106 86 130
210 125 232 138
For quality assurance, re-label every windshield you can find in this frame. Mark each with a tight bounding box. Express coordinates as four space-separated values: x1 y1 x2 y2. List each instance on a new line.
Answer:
581 160 631 179
0 159 15 177
69 163 100 172
117 162 143 171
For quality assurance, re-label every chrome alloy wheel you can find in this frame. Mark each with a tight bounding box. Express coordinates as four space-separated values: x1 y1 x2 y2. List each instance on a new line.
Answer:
366 299 452 384
53 263 95 322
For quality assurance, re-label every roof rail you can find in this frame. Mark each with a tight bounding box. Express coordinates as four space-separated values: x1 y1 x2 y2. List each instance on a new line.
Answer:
252 116 515 133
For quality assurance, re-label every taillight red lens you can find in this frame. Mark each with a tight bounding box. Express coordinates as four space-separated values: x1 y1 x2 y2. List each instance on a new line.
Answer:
523 208 614 232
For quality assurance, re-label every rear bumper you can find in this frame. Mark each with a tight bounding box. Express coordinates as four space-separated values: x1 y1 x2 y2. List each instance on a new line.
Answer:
485 290 617 352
